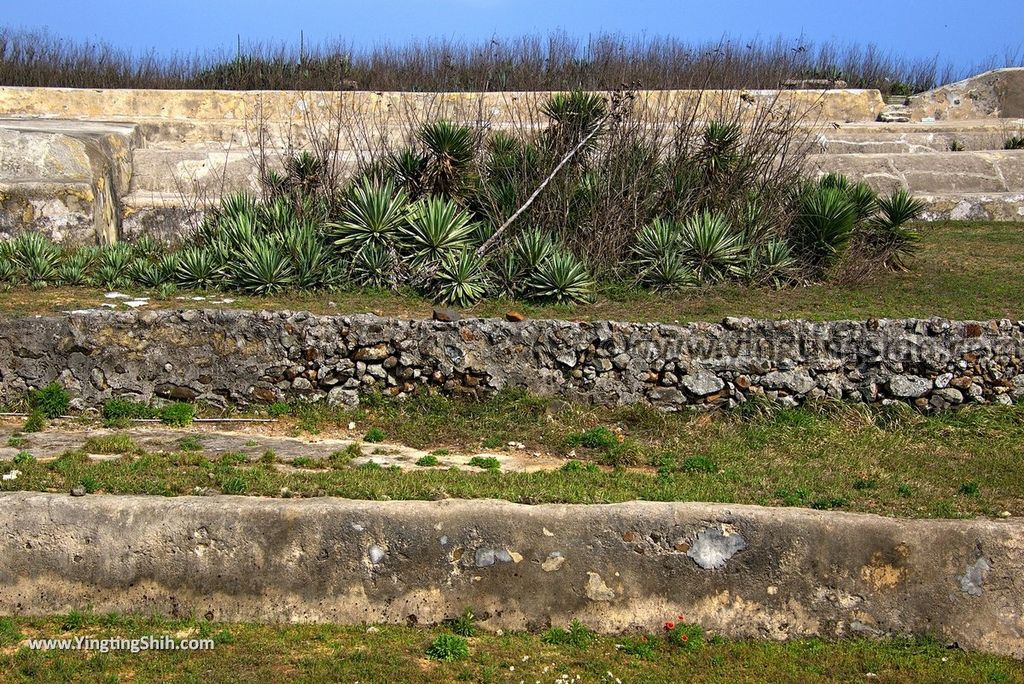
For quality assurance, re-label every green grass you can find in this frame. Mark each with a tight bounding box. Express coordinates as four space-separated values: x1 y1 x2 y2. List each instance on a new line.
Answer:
0 614 1020 683
3 392 1023 518
0 222 1021 322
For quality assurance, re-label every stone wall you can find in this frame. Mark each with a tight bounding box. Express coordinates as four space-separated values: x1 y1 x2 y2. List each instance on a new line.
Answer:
1 310 1022 411
1 493 1021 657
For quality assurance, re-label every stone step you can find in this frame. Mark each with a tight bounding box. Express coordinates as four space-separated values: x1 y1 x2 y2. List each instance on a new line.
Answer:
917 192 1024 222
816 119 1024 154
809 150 1024 194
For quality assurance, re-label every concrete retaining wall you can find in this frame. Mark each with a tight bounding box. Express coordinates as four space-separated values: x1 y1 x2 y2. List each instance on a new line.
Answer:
0 493 1020 657
1 310 1022 411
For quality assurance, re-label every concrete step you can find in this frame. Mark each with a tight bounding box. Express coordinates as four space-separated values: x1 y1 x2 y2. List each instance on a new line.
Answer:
816 119 1024 154
918 192 1024 222
809 150 1024 194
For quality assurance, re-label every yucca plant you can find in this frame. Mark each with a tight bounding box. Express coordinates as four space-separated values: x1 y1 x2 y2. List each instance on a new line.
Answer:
526 250 594 304
232 240 295 295
175 246 221 289
98 243 134 282
259 195 299 232
863 189 926 270
350 242 396 288
700 120 743 176
0 256 16 284
284 151 325 196
791 185 858 269
219 191 259 221
130 256 174 288
402 197 476 267
283 223 333 289
330 179 410 252
94 262 129 290
751 239 798 287
10 232 61 272
1004 136 1024 150
418 120 477 198
679 211 744 283
513 228 556 273
56 262 88 286
542 91 607 153
632 218 682 265
489 251 521 298
130 235 162 259
431 249 489 307
21 252 60 286
639 252 698 291
385 148 430 197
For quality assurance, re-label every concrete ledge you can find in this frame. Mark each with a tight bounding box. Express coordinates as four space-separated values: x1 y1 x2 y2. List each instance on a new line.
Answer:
0 493 1020 656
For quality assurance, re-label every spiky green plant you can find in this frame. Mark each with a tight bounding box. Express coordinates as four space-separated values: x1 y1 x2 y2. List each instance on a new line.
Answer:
432 249 489 306
679 211 744 283
632 218 682 265
700 120 743 176
10 232 61 277
385 148 430 197
0 256 16 284
639 252 698 290
751 239 798 287
57 262 88 286
864 189 926 270
402 197 476 267
98 243 134 283
283 223 333 289
489 251 521 298
791 185 858 268
130 257 174 288
350 243 396 288
175 246 221 289
219 191 259 221
513 228 556 272
231 240 295 294
284 151 324 195
130 235 161 259
418 120 477 198
20 252 60 286
330 179 410 251
1004 135 1024 150
526 250 594 303
542 91 608 152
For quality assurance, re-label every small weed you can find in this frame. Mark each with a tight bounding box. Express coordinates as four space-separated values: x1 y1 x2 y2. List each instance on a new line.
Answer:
61 610 86 632
416 454 440 467
681 455 717 474
853 478 877 490
221 476 247 494
357 461 382 471
619 634 656 659
78 475 100 493
542 620 596 649
561 459 600 473
0 617 22 647
102 398 156 422
468 456 501 471
442 607 477 637
29 382 70 419
160 402 195 427
810 496 848 510
219 452 248 466
481 436 503 449
898 483 913 497
22 410 46 433
268 402 292 417
430 448 450 456
178 436 203 452
426 634 469 662
13 451 35 465
364 427 386 443
260 450 277 464
83 434 142 455
959 481 980 496
329 444 361 468
6 436 27 448
567 426 619 450
664 619 704 650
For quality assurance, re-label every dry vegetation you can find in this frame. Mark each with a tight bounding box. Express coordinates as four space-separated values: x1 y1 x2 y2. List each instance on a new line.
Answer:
2 27 1021 93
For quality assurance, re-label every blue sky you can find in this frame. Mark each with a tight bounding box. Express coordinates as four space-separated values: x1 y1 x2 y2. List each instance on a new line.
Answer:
5 0 1022 69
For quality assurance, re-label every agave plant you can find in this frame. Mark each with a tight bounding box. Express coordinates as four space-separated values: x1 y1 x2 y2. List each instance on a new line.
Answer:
864 189 926 270
21 253 60 286
418 120 477 198
678 211 744 283
1004 135 1024 150
283 223 334 289
639 252 698 291
231 240 295 295
0 256 16 284
10 232 61 271
219 191 259 221
700 120 743 176
526 250 594 304
130 256 175 288
632 218 682 265
750 239 798 287
488 251 521 298
791 185 858 268
259 195 299 232
513 228 556 272
130 235 162 260
98 243 135 282
350 243 396 289
431 249 489 307
330 179 410 252
175 246 221 289
403 197 476 267
385 148 430 197
56 262 88 286
542 91 607 152
284 151 325 196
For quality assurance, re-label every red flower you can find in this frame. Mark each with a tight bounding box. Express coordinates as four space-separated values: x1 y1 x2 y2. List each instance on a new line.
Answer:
681 634 689 642
664 621 675 630
677 615 685 620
